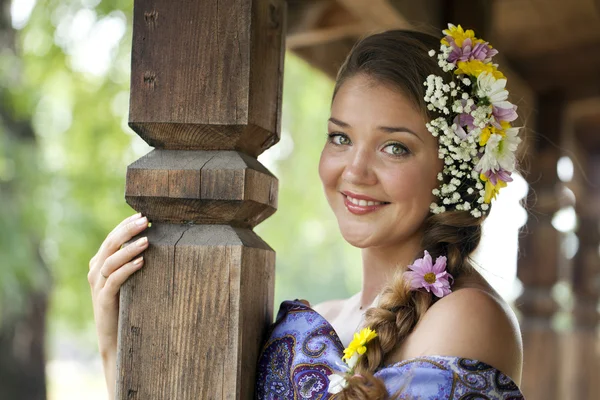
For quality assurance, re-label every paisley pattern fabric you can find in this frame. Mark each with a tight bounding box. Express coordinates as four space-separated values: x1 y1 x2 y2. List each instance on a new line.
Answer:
255 299 525 399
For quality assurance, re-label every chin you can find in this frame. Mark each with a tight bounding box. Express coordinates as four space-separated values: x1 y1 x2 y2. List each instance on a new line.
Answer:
339 234 374 249
336 222 379 248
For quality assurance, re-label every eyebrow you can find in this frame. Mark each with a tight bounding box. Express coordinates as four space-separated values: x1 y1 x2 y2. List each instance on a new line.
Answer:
328 117 422 141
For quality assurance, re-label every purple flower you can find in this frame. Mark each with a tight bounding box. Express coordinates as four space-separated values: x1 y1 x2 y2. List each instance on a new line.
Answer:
471 41 498 62
491 105 518 127
404 250 453 298
447 37 498 64
453 113 475 140
483 168 513 186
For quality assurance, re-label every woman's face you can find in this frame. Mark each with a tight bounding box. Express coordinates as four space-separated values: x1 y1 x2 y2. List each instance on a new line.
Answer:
318 74 444 248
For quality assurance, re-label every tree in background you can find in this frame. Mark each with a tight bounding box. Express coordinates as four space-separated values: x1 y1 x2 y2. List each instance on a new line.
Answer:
0 0 51 397
1 1 359 397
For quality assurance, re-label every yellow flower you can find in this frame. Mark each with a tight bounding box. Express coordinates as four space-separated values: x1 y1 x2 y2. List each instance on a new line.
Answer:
342 327 378 363
455 60 505 79
479 121 511 146
441 24 482 47
480 174 508 203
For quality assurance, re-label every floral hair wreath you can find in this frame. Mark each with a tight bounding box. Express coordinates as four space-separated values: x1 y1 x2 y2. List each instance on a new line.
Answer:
425 24 522 218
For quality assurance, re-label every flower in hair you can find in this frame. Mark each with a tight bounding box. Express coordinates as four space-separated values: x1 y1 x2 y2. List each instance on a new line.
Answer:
425 23 523 218
405 250 453 298
342 327 378 368
327 327 378 394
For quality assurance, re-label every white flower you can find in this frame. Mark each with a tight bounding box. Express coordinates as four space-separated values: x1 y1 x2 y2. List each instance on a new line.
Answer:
328 373 349 394
475 127 522 173
476 72 512 109
343 352 358 369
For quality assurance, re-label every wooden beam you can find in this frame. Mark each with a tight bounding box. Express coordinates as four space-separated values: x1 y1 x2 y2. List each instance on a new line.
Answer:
117 0 285 398
293 38 356 79
510 42 600 100
516 91 566 400
566 135 600 399
336 0 411 30
286 23 365 49
286 0 336 35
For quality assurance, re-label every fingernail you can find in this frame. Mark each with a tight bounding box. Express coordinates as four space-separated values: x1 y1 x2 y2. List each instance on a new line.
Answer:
133 256 143 265
135 217 148 226
129 212 142 221
136 237 148 246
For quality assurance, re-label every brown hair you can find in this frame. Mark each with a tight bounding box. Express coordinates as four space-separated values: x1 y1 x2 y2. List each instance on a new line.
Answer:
331 29 489 399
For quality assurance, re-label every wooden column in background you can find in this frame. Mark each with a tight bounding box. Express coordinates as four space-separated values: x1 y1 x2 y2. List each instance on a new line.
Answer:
516 91 565 399
116 1 286 398
568 135 600 399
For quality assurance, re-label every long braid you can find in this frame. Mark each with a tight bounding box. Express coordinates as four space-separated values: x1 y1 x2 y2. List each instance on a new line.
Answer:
335 211 485 399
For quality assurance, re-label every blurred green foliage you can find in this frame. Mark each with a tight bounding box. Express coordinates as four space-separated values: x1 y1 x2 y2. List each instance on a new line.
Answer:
2 0 361 348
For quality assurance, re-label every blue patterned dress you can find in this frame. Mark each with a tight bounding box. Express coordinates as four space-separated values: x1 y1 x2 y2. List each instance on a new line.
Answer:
255 299 525 399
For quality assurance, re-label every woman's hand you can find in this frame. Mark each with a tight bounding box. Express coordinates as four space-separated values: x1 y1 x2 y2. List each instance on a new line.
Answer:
88 212 149 357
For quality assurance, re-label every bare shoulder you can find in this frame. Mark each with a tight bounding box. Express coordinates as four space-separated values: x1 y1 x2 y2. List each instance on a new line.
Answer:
312 298 345 321
400 288 523 384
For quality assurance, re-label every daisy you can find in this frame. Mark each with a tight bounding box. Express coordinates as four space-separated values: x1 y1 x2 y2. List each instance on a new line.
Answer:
476 72 512 109
475 127 522 173
404 250 453 298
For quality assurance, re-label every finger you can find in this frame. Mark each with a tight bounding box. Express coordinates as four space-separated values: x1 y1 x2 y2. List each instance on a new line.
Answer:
108 212 143 238
101 236 149 277
96 216 149 268
89 212 142 270
102 256 144 297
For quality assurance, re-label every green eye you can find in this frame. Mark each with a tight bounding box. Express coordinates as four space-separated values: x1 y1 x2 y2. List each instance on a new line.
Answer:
326 133 411 158
383 143 409 156
326 132 350 145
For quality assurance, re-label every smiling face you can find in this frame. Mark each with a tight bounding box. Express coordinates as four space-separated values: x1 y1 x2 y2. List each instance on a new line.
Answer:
318 74 444 249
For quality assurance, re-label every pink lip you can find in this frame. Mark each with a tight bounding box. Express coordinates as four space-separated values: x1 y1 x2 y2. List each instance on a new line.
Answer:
341 190 387 202
342 193 390 215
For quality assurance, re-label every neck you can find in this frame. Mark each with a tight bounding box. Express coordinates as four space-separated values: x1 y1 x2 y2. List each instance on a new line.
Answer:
358 232 423 309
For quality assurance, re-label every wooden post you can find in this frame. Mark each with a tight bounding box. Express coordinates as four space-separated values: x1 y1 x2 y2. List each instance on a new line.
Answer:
116 1 286 398
567 138 600 399
516 91 565 399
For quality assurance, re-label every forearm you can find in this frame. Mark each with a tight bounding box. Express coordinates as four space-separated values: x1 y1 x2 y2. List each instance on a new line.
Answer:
101 348 117 400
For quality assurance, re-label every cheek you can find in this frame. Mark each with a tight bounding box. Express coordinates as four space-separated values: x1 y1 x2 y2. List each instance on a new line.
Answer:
384 163 437 203
318 150 338 189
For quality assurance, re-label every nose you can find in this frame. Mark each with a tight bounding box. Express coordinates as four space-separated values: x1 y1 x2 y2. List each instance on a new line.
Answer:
341 146 377 186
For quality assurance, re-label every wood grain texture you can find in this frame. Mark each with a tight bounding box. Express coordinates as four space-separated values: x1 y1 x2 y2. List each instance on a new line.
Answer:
125 150 278 227
129 0 286 157
117 224 275 399
119 0 285 398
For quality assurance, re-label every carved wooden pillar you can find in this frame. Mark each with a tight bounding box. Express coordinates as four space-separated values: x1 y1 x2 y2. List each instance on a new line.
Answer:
116 1 286 398
516 91 565 399
568 136 600 399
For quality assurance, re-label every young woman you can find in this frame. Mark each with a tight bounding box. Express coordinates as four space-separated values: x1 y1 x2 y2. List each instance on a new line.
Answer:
89 26 525 399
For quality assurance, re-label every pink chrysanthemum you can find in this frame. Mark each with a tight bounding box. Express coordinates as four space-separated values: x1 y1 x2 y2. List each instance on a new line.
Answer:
404 250 453 298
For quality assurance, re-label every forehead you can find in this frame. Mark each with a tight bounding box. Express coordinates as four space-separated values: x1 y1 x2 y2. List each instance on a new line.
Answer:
331 74 425 127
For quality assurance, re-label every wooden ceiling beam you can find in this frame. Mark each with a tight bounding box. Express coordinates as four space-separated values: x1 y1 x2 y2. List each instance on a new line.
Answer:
335 0 411 30
286 0 335 35
510 42 600 99
286 0 367 49
286 23 366 49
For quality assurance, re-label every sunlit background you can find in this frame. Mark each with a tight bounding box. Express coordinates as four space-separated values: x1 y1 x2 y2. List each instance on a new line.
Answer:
3 1 584 399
